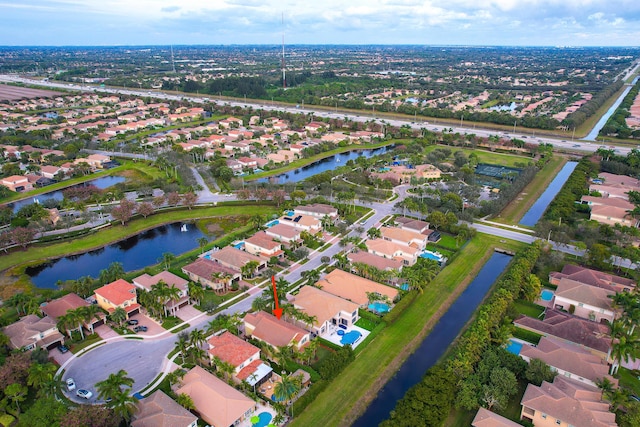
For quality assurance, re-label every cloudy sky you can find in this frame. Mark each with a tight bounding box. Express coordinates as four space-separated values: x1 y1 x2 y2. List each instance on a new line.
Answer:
1 0 639 46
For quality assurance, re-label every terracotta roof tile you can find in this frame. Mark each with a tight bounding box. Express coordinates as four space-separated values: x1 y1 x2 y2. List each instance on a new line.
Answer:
207 331 259 368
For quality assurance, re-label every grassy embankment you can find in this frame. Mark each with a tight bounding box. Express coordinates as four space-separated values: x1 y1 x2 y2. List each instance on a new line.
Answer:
290 235 526 427
492 155 568 225
423 145 534 168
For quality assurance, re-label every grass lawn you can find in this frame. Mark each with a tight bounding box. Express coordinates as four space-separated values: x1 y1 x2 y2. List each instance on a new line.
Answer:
513 300 545 318
69 333 102 354
0 203 277 273
290 234 527 427
431 234 460 251
513 327 543 345
161 316 183 330
423 145 533 168
198 288 243 310
494 155 567 225
617 367 640 396
354 317 379 331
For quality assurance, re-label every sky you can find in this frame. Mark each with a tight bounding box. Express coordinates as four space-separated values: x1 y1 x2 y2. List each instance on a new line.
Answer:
1 0 640 46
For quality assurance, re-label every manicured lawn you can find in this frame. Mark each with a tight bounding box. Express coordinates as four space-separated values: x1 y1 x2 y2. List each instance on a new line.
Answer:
618 367 640 396
0 203 277 273
69 333 102 354
161 316 183 330
354 317 379 331
494 155 567 225
423 145 533 168
513 300 545 318
513 327 543 345
431 233 460 251
290 235 526 427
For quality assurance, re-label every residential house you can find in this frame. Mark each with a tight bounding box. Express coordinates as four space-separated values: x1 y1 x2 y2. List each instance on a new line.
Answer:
294 203 339 222
132 271 190 314
520 376 617 427
552 278 616 323
380 226 428 250
290 286 360 336
204 246 267 277
40 165 65 180
395 216 430 234
174 366 256 427
277 213 322 233
243 232 284 258
365 238 420 266
94 279 140 318
131 390 198 427
347 251 403 274
243 311 311 352
40 293 106 334
549 264 636 293
305 121 327 134
207 331 273 387
520 336 616 388
219 116 243 128
265 223 302 244
1 175 33 192
472 408 523 427
514 309 611 361
315 269 399 307
2 314 64 351
181 258 241 294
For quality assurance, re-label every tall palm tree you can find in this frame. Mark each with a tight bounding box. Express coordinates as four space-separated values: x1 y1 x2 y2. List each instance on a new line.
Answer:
110 307 127 328
197 237 208 254
189 328 206 349
107 389 138 422
77 304 102 335
176 393 195 411
187 282 205 306
27 362 57 394
56 313 76 339
151 281 172 317
96 369 135 401
175 332 190 365
273 373 302 415
166 285 182 316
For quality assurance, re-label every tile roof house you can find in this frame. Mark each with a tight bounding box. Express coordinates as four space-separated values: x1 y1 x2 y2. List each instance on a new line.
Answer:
1 175 33 192
472 408 523 427
294 203 339 221
549 264 635 293
514 309 611 360
2 314 64 351
552 278 616 323
589 204 638 227
174 366 255 427
277 213 322 233
380 226 428 250
520 376 617 427
315 269 399 307
347 251 404 273
132 271 190 314
394 216 431 234
207 331 273 387
204 246 267 277
365 238 420 266
244 310 311 351
520 336 616 388
243 232 284 258
290 286 360 337
94 279 140 318
265 223 301 244
181 258 240 294
40 292 106 333
131 390 197 427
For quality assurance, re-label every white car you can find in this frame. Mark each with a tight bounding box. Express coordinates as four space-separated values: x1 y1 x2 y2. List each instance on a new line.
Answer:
66 378 76 391
76 389 93 400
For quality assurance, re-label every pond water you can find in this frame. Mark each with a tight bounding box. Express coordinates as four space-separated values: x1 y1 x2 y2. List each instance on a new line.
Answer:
519 161 577 227
257 145 393 184
7 175 126 212
26 222 205 288
352 252 512 427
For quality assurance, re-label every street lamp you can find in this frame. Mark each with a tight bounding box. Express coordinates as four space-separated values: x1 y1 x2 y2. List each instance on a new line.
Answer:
513 121 517 134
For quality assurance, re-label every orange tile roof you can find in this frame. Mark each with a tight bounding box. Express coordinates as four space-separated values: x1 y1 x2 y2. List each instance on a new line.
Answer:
207 331 259 368
95 279 137 305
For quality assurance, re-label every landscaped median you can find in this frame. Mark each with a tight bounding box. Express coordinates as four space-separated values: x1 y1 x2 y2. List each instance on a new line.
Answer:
289 235 526 427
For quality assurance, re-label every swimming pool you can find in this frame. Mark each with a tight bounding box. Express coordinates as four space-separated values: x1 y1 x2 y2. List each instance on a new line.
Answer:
506 339 524 355
369 302 390 314
265 220 279 227
252 411 273 427
420 250 443 262
540 289 554 301
233 241 245 249
400 283 410 291
340 330 362 345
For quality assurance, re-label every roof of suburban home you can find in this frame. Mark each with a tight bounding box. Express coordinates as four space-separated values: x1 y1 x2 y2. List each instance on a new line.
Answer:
131 390 198 427
207 331 259 367
291 286 359 326
245 232 281 251
294 203 338 215
471 408 523 427
550 264 635 291
380 226 427 245
581 196 635 210
132 271 188 291
265 223 301 239
208 246 264 269
521 376 617 427
347 251 403 271
555 278 614 310
366 238 420 256
513 309 610 354
2 315 60 349
315 269 398 306
175 366 255 427
40 293 89 319
182 258 238 280
244 311 309 348
94 279 137 305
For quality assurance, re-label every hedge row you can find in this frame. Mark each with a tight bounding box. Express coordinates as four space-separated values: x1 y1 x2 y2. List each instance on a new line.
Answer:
382 290 419 324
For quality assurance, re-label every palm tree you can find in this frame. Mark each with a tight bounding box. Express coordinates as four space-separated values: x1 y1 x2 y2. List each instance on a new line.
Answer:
166 285 182 316
151 281 172 317
197 237 208 254
176 393 195 411
175 332 190 365
108 389 138 422
27 362 57 394
6 292 34 316
56 313 77 339
241 260 260 279
96 369 135 401
77 304 103 335
252 295 271 312
189 328 206 349
301 269 320 286
187 282 205 306
159 252 176 270
609 329 640 374
273 373 302 415
110 307 127 327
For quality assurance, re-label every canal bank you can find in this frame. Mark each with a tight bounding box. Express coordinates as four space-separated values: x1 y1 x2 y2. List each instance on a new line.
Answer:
289 236 526 427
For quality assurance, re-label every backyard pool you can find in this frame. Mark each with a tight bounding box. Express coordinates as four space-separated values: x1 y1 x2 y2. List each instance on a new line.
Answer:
369 302 390 314
506 339 524 355
265 220 279 227
233 241 245 249
420 250 444 262
540 289 554 301
251 412 273 427
340 330 362 346
400 283 410 291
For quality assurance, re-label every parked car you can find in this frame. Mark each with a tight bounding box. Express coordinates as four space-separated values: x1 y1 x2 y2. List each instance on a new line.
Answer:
127 319 139 325
58 345 69 353
66 378 76 391
76 389 93 399
134 325 148 333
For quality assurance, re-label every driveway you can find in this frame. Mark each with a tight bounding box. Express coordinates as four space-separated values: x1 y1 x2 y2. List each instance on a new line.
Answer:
175 305 203 323
94 324 119 340
127 313 164 337
49 346 73 366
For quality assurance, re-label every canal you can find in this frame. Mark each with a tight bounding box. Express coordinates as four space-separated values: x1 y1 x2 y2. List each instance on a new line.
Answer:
257 145 393 184
519 161 578 227
26 222 205 288
585 76 639 141
352 251 512 427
